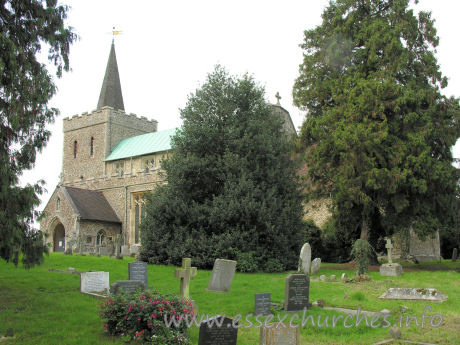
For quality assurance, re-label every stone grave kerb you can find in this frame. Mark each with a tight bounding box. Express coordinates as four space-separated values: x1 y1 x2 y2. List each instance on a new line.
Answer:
174 258 197 300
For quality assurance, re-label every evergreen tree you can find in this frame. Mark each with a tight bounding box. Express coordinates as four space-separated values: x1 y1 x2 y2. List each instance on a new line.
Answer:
293 0 459 247
140 66 305 272
0 0 76 267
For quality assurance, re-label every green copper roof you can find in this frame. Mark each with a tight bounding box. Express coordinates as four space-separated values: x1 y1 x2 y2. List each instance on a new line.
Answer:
105 128 177 161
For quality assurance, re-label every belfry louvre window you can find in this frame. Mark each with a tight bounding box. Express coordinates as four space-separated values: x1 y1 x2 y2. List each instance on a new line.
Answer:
90 137 94 156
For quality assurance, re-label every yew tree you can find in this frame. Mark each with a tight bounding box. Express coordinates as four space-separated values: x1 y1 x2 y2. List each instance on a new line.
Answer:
140 66 305 272
293 0 459 247
0 0 75 267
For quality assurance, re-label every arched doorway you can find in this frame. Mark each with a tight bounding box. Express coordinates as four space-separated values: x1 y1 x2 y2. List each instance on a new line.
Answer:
53 223 66 252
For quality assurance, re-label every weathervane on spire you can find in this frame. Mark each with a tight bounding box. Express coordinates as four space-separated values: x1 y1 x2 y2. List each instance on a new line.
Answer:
275 92 281 105
111 26 122 43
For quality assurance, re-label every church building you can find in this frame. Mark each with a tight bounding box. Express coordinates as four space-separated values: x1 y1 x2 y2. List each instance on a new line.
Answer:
40 42 295 255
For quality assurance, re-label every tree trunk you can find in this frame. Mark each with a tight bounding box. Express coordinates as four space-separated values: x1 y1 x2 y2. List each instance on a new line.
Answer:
360 218 368 241
360 217 379 265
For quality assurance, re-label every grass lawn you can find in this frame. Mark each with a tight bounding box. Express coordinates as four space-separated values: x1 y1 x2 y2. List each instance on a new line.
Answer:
0 253 459 344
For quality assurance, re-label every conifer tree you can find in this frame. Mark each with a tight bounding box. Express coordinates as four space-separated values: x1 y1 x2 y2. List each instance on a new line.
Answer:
293 0 459 248
140 66 305 272
0 0 76 267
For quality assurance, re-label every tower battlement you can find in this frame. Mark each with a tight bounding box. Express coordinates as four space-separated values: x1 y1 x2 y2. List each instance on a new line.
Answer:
63 107 158 133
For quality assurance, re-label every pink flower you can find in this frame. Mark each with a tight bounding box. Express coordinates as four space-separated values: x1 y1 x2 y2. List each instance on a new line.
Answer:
137 317 141 321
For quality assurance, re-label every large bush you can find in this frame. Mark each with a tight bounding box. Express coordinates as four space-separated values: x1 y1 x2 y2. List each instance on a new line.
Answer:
140 66 305 272
100 290 191 344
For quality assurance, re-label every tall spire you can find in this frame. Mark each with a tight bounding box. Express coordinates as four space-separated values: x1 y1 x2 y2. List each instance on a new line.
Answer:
97 40 124 111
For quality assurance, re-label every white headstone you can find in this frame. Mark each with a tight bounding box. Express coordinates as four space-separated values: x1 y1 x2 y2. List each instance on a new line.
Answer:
80 271 109 295
130 245 140 255
121 245 130 256
299 243 311 275
207 259 237 292
310 258 321 274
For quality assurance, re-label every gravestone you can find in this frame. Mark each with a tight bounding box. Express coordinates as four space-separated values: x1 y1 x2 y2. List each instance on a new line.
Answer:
113 235 122 256
130 245 139 256
452 248 458 262
299 243 311 275
174 258 197 300
110 280 145 296
129 261 148 288
379 288 447 302
80 271 109 295
107 239 115 256
260 323 299 345
284 273 309 312
319 274 326 282
121 245 130 257
310 258 321 274
99 246 108 256
198 315 237 345
254 293 271 316
380 239 403 277
207 259 237 293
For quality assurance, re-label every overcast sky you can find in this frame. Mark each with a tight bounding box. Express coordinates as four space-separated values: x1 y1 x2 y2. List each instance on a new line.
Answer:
20 0 460 224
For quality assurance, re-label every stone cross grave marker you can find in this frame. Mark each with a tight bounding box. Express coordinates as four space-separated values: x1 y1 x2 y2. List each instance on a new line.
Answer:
260 323 300 345
299 243 311 275
198 315 237 345
284 273 309 312
254 293 271 316
385 238 393 264
129 261 148 288
174 258 197 300
207 259 237 293
80 271 109 295
110 280 145 296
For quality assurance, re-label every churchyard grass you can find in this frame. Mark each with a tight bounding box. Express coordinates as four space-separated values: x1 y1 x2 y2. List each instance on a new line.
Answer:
0 254 459 344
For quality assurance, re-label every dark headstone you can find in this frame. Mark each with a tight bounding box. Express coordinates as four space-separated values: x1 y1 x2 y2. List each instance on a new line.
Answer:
110 280 145 296
129 261 148 288
254 293 271 316
198 316 237 345
452 248 458 262
284 273 309 312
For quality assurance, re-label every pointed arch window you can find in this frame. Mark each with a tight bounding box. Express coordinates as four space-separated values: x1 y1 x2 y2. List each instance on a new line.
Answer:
90 137 94 157
96 230 106 246
56 197 61 211
132 192 149 245
73 140 78 158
